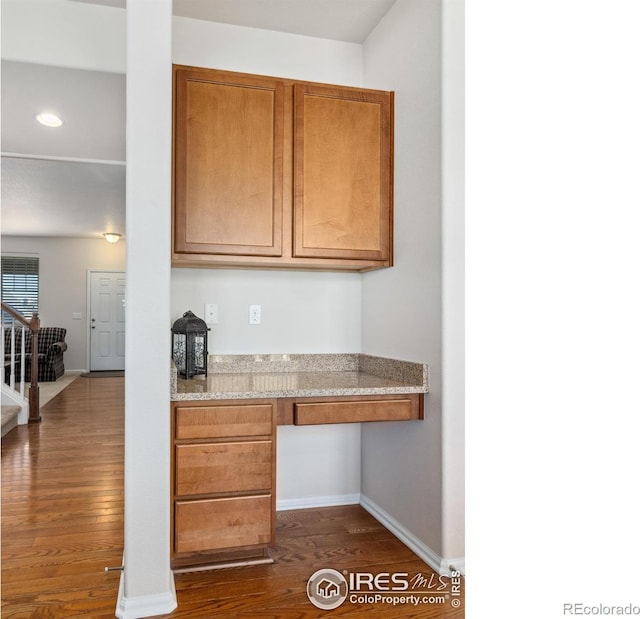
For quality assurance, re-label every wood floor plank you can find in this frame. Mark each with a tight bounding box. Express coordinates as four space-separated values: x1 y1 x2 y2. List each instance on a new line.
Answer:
2 376 464 618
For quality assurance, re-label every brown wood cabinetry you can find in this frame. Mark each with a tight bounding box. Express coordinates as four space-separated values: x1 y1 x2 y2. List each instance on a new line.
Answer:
174 495 272 555
171 392 422 568
277 393 423 426
173 68 284 259
294 397 418 425
293 83 392 262
172 65 394 271
171 400 277 570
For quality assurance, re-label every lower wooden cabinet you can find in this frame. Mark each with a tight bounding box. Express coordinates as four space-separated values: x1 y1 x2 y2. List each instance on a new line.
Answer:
170 393 423 569
171 400 277 569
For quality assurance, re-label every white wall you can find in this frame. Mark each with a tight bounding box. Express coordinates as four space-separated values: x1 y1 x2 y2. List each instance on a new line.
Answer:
173 16 362 83
172 17 365 505
361 0 447 559
0 0 126 73
0 235 125 371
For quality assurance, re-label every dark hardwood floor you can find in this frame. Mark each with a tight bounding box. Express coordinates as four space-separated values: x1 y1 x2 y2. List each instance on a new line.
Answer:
2 376 464 618
1 376 125 618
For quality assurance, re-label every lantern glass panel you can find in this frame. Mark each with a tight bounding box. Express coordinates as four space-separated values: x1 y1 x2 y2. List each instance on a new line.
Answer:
173 333 187 375
188 332 207 375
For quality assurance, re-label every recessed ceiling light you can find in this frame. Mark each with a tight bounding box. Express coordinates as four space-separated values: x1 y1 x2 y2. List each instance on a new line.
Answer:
35 112 63 127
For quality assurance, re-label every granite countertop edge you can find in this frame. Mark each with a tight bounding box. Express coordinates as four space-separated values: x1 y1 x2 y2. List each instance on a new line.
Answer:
171 353 429 401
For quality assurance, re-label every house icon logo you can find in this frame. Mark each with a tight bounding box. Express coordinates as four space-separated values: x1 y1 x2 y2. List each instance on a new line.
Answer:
307 568 348 610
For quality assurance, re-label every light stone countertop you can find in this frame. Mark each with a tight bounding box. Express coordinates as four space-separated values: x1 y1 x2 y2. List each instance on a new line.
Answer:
170 354 429 401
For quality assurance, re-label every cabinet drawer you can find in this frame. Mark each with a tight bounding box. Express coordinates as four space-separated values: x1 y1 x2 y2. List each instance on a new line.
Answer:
175 404 273 439
294 399 415 425
175 441 272 496
175 495 272 554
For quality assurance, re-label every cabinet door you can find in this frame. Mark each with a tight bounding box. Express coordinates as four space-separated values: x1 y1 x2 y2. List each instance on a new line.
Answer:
293 83 393 262
173 66 284 257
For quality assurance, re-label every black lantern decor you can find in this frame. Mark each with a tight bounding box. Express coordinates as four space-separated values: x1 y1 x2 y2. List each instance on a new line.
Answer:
171 311 210 379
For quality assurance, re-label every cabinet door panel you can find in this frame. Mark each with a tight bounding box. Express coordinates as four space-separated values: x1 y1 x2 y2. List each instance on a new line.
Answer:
294 84 392 261
174 67 284 256
175 441 273 496
175 495 272 554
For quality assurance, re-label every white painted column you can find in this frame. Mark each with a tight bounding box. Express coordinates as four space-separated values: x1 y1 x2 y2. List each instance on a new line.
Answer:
441 0 466 567
117 0 176 617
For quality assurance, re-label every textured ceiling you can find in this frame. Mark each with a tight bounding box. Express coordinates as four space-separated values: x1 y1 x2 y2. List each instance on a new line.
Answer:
1 157 126 238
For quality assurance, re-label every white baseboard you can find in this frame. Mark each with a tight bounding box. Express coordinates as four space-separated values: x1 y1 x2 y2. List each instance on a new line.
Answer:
115 573 177 619
360 494 465 576
276 493 361 511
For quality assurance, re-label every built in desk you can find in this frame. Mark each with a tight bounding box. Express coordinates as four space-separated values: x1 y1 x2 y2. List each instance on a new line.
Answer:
170 354 428 571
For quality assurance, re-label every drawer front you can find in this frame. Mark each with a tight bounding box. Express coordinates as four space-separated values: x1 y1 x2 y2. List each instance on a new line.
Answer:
175 441 272 496
294 399 414 425
175 495 272 554
175 403 273 439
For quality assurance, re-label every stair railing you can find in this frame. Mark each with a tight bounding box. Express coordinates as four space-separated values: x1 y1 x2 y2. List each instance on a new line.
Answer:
1 302 41 423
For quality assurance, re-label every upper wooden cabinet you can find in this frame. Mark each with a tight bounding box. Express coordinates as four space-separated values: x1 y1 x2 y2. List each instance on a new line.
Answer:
293 83 392 263
172 65 394 271
173 68 284 258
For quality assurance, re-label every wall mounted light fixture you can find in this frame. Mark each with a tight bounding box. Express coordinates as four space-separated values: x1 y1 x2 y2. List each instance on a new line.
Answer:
103 232 122 243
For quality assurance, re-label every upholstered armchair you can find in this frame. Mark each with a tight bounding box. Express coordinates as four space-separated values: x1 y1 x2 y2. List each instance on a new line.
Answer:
3 326 68 382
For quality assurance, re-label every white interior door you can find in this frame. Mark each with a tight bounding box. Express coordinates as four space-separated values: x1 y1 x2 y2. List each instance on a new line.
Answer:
89 271 126 371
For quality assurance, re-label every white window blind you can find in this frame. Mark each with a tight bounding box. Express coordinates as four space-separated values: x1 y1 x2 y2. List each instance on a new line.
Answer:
1 256 40 319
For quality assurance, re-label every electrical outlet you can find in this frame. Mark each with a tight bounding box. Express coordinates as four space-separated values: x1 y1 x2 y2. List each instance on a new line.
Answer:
205 303 218 324
249 304 261 325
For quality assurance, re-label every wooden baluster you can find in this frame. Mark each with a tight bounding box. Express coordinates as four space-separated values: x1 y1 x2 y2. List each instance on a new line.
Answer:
28 312 41 423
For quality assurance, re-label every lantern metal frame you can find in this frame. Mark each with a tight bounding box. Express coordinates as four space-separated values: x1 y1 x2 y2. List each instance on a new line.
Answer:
171 311 210 379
